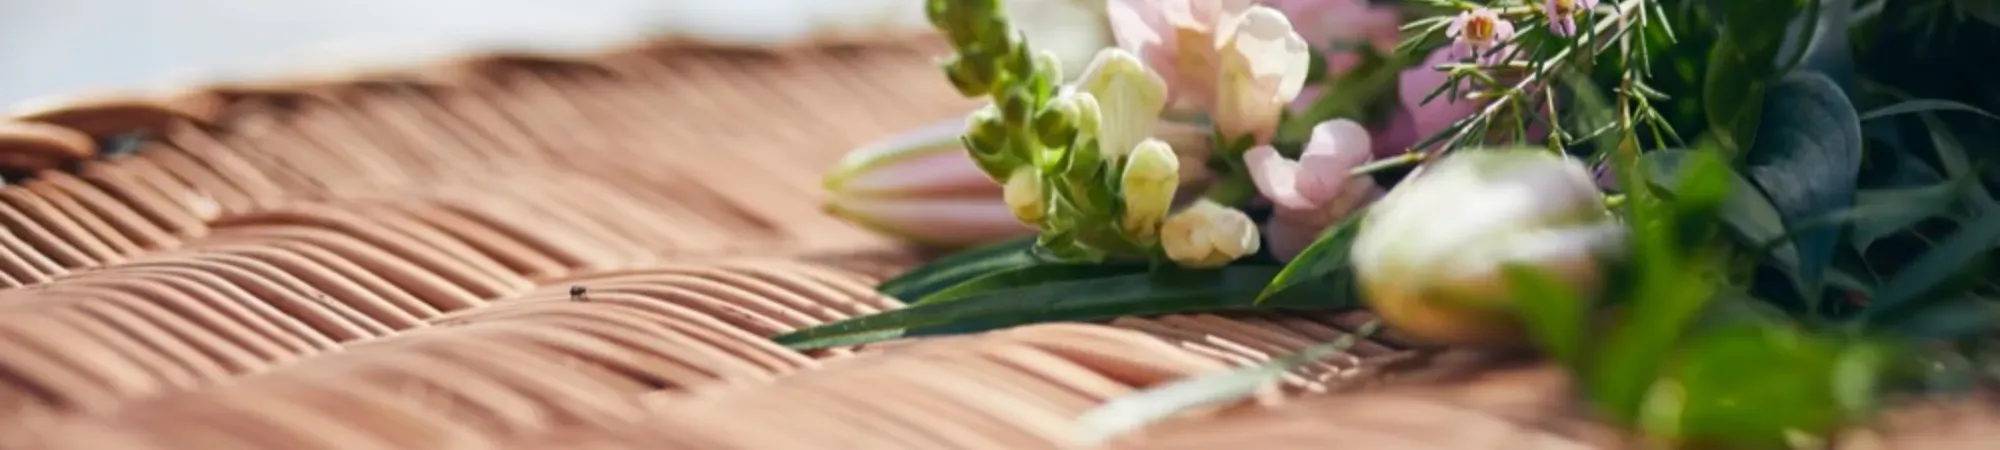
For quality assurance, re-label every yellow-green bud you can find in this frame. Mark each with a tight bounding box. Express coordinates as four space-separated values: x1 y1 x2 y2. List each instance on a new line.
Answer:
925 0 950 29
1003 167 1048 224
1120 139 1180 238
1034 50 1065 86
964 106 1008 158
1033 94 1081 148
1072 92 1101 138
944 54 999 97
1160 200 1262 269
1000 87 1035 125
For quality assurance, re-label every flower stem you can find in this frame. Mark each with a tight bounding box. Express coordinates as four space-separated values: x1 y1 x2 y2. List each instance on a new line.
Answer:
1425 0 1646 156
1351 152 1427 178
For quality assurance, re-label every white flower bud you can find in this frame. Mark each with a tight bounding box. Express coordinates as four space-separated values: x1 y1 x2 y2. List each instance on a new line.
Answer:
1120 139 1180 238
1076 48 1168 159
1004 167 1048 224
1160 200 1262 269
1349 149 1624 345
1213 6 1311 142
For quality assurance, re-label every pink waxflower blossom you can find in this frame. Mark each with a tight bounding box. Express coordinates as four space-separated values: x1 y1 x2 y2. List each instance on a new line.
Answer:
1447 8 1515 57
1242 119 1382 260
1545 0 1600 37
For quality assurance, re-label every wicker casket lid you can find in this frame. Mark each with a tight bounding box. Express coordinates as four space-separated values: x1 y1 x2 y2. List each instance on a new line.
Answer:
0 32 1996 449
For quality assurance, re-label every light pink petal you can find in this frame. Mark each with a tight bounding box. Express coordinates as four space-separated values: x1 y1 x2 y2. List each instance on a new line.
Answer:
1294 120 1373 204
841 152 1002 197
1496 20 1517 40
1550 17 1574 37
1399 47 1481 143
1107 0 1171 51
1446 12 1468 38
1369 108 1420 157
829 197 1033 247
1264 215 1321 262
1242 145 1315 210
1324 177 1382 217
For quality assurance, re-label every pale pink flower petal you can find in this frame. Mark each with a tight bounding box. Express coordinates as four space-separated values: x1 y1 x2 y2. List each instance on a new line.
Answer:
1399 47 1481 146
1294 119 1373 204
1103 0 1254 113
1212 6 1313 141
1243 145 1315 210
827 197 1033 248
1370 107 1420 157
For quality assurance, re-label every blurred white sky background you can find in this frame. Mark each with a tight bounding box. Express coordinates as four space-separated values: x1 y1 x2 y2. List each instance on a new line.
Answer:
0 0 940 107
0 0 1107 109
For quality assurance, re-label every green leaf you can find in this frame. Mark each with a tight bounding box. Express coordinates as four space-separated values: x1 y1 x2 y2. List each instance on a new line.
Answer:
1914 113 1999 213
1504 266 1589 369
1072 320 1382 446
1859 99 2000 123
773 266 1357 350
1593 149 1728 424
876 237 1037 301
1640 325 1886 447
912 263 1148 305
1748 175 1976 253
1847 179 1976 252
1741 71 1864 303
1793 0 1853 85
1255 211 1366 304
1956 0 2000 27
1873 297 2000 341
1701 35 1769 155
1857 213 2000 328
1641 149 1874 297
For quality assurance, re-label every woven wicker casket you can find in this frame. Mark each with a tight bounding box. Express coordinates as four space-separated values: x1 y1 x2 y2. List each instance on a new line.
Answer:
0 30 1995 449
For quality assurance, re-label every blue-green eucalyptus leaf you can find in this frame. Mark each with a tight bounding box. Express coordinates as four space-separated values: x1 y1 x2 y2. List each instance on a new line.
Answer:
1742 72 1864 303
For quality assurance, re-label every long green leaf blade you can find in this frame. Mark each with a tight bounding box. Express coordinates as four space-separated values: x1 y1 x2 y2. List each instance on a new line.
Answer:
877 237 1038 301
1072 321 1383 446
774 266 1357 350
1256 211 1367 304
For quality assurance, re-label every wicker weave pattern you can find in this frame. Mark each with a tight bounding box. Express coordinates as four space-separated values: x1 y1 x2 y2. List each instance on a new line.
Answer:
0 36 1992 449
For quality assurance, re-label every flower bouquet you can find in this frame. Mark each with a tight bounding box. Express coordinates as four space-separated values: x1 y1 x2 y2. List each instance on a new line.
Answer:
800 0 2000 446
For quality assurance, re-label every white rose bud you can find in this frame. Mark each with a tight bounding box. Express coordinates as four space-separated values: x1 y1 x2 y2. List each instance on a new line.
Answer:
1160 200 1262 269
1349 149 1625 345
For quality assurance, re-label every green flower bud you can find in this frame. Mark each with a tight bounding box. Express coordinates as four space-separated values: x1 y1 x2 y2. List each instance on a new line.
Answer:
999 87 1036 125
1350 148 1624 346
943 54 998 97
925 0 950 29
963 105 1009 158
1033 94 1081 148
1034 50 1065 86
1119 139 1180 239
1072 92 1101 138
1160 200 1262 269
1003 167 1048 224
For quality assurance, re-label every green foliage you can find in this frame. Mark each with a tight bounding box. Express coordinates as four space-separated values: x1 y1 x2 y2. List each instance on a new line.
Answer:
774 265 1357 350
